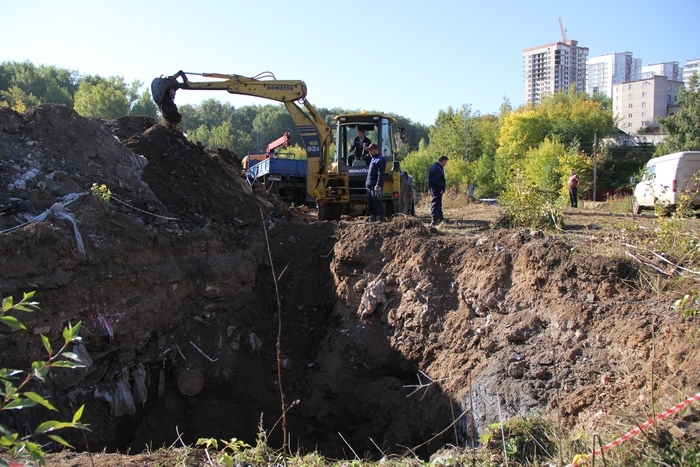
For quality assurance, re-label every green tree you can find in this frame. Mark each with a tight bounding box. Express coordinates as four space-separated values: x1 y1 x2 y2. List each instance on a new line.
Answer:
130 89 158 118
252 105 295 152
0 61 78 109
73 81 129 119
401 140 434 192
657 74 700 153
0 86 40 113
523 138 566 192
429 104 472 161
495 90 614 194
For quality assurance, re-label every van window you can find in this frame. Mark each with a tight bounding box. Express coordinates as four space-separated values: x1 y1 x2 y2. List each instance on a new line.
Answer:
643 165 656 180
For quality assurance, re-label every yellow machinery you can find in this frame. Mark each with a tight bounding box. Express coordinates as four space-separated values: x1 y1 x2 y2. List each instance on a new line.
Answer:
151 71 413 220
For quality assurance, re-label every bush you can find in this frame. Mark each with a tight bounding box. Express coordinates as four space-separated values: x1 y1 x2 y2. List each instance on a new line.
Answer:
0 292 88 466
498 172 564 229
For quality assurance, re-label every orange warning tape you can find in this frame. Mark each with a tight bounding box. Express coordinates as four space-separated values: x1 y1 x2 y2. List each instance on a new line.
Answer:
565 392 700 467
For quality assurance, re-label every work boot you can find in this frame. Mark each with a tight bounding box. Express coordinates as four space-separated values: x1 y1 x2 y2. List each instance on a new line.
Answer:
376 216 384 223
430 216 439 226
369 215 376 222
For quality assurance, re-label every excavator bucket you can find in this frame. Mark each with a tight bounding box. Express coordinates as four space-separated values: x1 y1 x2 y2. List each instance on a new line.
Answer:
151 77 182 124
151 77 174 108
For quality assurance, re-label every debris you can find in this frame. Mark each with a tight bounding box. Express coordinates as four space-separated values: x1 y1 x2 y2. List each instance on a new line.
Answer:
113 367 136 417
131 363 148 406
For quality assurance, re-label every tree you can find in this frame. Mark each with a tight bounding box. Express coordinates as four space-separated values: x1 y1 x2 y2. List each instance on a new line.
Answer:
0 86 40 113
73 81 129 119
657 74 700 153
495 90 615 193
428 105 472 161
129 89 158 118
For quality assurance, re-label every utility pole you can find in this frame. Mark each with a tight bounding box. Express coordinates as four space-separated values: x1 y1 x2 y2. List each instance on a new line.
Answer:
593 133 598 202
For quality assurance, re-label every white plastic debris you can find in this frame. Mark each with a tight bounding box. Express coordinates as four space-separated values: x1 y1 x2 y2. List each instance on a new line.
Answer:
358 277 386 318
113 367 136 417
50 202 85 255
131 363 148 407
72 342 93 367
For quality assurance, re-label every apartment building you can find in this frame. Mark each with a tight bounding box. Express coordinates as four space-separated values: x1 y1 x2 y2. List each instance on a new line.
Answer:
613 75 682 133
523 39 589 104
586 52 641 98
641 61 683 81
683 58 700 86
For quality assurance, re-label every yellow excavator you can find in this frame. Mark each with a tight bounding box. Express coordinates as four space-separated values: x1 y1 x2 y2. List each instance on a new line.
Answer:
151 70 414 220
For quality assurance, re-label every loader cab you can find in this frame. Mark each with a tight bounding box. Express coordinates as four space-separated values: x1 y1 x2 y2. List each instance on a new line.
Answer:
334 113 396 173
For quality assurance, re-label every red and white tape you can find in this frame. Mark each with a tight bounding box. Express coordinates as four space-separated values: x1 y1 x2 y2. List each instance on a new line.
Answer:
565 391 700 467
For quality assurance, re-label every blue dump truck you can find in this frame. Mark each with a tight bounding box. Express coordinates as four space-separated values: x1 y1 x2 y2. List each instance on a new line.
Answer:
244 133 313 206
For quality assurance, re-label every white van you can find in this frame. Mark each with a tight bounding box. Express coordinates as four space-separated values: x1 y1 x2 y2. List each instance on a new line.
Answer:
633 151 700 214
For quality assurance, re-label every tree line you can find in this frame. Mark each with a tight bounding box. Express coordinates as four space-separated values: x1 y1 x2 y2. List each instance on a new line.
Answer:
0 60 429 158
3 60 698 200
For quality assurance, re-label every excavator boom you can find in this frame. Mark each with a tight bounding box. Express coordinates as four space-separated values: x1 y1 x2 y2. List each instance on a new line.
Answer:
151 70 338 205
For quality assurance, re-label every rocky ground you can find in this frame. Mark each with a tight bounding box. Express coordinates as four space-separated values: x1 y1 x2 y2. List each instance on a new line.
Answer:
0 105 698 466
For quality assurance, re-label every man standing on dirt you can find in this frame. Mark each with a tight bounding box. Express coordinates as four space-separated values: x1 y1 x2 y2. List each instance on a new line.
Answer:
568 168 581 208
429 156 449 225
366 144 386 222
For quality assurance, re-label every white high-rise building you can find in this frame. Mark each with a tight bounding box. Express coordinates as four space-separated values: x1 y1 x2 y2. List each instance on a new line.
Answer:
523 39 589 105
586 52 641 98
641 62 683 81
683 58 700 86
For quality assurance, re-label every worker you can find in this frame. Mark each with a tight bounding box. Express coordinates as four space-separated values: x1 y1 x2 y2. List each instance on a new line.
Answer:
568 168 581 208
428 156 449 225
349 128 371 166
366 144 386 222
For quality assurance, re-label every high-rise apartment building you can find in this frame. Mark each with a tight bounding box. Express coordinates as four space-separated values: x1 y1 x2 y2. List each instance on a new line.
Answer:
683 58 700 86
613 75 682 133
641 62 683 81
523 40 589 105
586 52 641 98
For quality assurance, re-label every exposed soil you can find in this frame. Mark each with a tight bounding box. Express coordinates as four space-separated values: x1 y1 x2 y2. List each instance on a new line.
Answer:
0 105 698 466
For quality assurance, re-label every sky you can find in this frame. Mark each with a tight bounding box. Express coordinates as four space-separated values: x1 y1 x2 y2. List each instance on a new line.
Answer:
2 0 699 125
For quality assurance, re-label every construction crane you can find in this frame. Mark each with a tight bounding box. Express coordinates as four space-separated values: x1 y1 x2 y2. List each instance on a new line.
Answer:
558 17 568 42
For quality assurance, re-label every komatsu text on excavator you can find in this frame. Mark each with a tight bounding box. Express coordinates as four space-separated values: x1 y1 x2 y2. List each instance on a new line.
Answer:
151 70 414 220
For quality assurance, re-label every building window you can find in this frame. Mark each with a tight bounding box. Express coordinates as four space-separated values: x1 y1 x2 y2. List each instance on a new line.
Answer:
629 93 633 99
628 113 633 118
642 91 647 97
642 102 647 108
642 121 648 127
642 112 647 117
628 103 633 108
627 122 633 127
628 84 633 90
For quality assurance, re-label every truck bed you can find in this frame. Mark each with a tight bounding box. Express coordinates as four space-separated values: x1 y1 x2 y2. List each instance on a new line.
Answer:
247 157 307 180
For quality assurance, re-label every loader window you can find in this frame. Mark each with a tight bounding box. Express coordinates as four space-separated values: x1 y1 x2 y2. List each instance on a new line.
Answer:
379 119 394 162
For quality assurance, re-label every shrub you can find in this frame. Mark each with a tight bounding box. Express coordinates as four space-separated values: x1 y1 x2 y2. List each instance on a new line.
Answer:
0 292 88 466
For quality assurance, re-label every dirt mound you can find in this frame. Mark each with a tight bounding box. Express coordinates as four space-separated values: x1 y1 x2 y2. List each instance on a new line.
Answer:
1 104 698 464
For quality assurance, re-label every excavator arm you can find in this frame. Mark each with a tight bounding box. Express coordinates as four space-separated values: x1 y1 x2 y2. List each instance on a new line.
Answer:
151 71 336 200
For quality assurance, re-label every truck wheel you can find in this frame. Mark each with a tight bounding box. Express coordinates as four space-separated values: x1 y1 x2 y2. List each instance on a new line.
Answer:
632 198 642 215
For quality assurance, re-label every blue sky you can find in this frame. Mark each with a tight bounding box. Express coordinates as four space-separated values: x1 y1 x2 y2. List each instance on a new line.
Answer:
2 0 698 125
